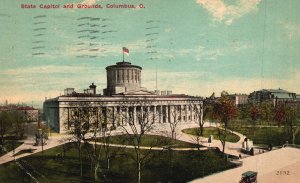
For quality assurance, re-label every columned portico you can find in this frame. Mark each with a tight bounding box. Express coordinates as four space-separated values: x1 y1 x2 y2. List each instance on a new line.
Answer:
153 106 157 123
133 106 137 124
165 105 169 123
44 60 203 133
160 105 163 123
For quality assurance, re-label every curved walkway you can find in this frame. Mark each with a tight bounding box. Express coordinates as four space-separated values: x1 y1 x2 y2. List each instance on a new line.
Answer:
0 122 246 165
151 123 246 157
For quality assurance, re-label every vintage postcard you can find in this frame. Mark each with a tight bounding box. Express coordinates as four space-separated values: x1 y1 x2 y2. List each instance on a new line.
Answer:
0 0 299 182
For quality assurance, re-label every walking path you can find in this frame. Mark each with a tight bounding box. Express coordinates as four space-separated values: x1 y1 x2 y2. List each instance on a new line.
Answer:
1 122 299 182
0 122 245 165
175 124 246 157
150 123 246 157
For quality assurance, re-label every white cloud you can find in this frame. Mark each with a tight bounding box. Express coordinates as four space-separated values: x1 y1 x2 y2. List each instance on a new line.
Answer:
171 42 252 61
196 0 262 25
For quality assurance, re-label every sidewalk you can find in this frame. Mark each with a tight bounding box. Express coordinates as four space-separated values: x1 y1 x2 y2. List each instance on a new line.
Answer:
0 122 246 165
0 135 67 165
190 147 300 183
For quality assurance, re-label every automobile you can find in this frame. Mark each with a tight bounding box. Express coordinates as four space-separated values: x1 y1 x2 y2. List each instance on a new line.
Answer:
239 171 258 183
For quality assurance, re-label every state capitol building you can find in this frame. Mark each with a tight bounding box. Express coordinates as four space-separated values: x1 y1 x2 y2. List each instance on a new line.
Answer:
44 61 203 133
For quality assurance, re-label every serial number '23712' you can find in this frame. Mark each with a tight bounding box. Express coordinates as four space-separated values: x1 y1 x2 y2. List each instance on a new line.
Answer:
276 171 290 175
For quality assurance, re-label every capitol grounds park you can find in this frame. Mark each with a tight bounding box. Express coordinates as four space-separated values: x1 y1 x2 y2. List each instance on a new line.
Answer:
1 88 300 182
1 98 299 182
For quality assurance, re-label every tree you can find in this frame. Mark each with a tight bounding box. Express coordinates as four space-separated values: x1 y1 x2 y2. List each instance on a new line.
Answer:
12 110 28 139
284 105 300 144
201 100 213 136
249 103 261 135
119 99 157 183
237 104 250 127
188 101 205 151
67 102 114 181
68 104 92 177
275 103 300 144
169 105 180 140
0 111 12 145
274 104 285 127
260 101 273 125
212 94 237 155
250 104 261 122
0 109 28 145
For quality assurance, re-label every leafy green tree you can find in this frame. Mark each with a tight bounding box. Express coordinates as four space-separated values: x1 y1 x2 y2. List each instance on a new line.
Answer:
274 104 285 127
0 111 13 145
0 110 28 145
249 103 261 135
237 104 250 127
202 102 213 131
260 101 273 125
12 110 28 139
285 105 300 144
212 94 238 154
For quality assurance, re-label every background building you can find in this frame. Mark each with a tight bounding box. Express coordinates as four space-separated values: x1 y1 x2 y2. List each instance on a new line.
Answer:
227 94 249 106
248 88 300 106
0 105 39 122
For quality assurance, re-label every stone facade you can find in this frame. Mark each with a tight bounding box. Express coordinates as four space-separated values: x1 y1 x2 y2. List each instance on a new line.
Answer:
249 88 300 106
104 62 144 96
227 94 249 106
44 95 202 133
44 61 203 133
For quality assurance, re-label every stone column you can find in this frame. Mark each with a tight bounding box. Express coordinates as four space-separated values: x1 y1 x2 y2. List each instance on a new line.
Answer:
185 105 188 122
160 105 163 123
119 107 123 125
113 106 117 127
147 106 150 122
166 105 169 123
133 106 137 124
126 107 129 125
180 105 183 123
191 105 194 123
168 105 174 123
153 105 157 123
141 106 144 122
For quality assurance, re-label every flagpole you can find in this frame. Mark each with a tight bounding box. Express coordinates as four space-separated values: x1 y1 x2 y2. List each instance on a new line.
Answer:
122 48 124 62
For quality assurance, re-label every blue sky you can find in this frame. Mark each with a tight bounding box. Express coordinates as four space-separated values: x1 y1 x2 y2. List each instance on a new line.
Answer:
0 0 299 107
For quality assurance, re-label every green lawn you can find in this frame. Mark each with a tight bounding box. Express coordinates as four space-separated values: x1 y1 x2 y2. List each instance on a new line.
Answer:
228 126 300 146
0 143 237 183
182 127 240 143
96 134 202 148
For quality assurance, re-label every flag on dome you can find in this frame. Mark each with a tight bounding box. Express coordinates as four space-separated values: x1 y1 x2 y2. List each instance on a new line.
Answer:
123 47 129 55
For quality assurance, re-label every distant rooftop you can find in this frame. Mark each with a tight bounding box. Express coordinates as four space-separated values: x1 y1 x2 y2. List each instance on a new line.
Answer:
262 88 292 93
